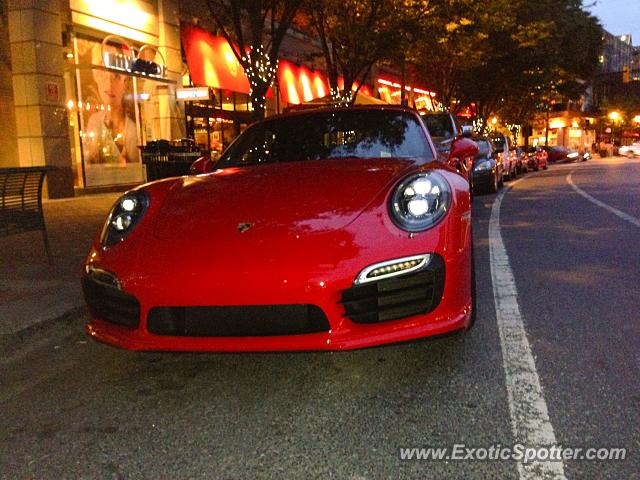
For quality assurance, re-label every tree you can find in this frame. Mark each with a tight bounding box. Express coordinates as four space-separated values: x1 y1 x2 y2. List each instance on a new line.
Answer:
465 0 602 131
407 0 515 113
205 0 303 120
300 0 412 105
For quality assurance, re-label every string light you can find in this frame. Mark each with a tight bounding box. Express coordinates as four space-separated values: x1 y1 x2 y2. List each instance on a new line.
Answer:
241 44 278 114
330 87 351 107
473 118 489 135
506 123 522 143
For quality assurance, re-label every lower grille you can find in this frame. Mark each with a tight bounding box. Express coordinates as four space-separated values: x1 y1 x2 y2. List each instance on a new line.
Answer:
147 304 330 337
340 254 445 323
82 275 140 329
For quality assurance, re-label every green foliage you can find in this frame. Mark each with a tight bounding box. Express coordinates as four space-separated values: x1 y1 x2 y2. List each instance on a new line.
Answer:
406 0 602 124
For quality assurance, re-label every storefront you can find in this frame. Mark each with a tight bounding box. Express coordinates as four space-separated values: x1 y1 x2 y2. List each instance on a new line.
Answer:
180 25 261 157
529 114 596 150
180 24 380 156
376 77 438 111
64 0 182 188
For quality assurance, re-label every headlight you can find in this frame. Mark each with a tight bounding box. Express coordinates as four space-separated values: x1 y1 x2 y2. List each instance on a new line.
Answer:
101 190 149 247
567 152 579 159
389 171 450 232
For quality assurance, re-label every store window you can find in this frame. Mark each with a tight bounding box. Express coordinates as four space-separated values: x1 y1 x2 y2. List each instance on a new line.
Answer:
68 35 168 187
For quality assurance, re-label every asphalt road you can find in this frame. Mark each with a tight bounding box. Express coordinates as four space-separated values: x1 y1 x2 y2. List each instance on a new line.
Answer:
1 158 638 480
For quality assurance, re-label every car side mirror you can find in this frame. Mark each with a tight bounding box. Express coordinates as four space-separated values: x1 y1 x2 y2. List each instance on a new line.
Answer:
461 125 473 138
448 137 479 174
190 156 215 174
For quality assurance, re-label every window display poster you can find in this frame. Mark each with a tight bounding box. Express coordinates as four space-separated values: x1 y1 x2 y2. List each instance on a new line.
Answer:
76 37 143 186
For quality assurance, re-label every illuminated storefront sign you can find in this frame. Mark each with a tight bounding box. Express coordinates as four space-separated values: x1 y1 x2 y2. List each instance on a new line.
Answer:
377 78 436 110
102 36 167 79
277 60 329 104
176 87 211 101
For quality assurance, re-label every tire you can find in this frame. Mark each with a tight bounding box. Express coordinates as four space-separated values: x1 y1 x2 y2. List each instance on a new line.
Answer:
489 171 499 193
467 229 476 331
542 164 547 170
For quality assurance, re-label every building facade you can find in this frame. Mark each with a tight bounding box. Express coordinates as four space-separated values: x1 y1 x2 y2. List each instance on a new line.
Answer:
1 0 185 196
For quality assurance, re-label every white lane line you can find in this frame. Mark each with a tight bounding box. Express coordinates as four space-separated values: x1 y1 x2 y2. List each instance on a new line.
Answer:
489 178 567 480
567 171 640 228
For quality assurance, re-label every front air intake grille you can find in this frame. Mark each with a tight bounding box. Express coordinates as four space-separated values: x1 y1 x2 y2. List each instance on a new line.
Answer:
340 254 445 324
147 304 330 337
82 275 140 329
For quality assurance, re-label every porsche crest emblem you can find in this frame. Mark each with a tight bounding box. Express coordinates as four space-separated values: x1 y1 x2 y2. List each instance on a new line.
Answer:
237 222 253 233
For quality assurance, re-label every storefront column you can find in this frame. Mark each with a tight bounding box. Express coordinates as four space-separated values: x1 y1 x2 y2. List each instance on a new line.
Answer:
7 0 74 198
0 3 18 167
157 0 184 140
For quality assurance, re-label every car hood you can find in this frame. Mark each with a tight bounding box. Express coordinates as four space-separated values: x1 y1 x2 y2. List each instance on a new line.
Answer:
152 158 417 241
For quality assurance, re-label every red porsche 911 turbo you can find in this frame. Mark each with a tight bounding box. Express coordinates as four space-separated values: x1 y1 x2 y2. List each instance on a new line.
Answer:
82 105 478 351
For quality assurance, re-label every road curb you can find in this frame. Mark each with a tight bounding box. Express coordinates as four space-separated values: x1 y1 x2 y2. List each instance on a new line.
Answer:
0 306 87 358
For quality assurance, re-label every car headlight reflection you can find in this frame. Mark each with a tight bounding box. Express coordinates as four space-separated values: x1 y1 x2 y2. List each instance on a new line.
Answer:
101 190 149 247
390 171 450 232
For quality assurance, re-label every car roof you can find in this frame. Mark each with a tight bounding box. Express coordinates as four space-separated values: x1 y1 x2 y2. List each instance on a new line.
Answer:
271 104 420 121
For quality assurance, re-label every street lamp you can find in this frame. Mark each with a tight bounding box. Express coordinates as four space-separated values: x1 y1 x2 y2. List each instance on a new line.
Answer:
633 115 640 124
608 111 621 121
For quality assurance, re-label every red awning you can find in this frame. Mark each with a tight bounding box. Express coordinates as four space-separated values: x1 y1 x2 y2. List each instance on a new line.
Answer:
277 60 330 104
181 24 251 94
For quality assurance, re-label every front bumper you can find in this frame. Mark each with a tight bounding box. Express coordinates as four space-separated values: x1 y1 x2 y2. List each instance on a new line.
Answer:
83 252 470 351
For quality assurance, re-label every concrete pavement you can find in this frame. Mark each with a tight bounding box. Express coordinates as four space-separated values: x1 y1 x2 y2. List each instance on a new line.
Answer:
0 192 120 336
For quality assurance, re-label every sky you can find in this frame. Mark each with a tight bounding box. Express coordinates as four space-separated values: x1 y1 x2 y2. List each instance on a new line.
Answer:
586 0 640 45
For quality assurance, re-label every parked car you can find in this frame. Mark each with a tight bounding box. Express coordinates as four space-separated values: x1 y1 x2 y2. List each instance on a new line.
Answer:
619 143 640 157
420 111 462 157
471 137 503 194
525 146 548 171
420 111 475 188
544 146 589 163
579 150 591 162
489 133 517 180
83 105 479 351
543 146 570 163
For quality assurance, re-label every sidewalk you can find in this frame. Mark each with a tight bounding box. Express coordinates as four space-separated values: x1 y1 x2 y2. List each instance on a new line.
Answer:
0 192 121 335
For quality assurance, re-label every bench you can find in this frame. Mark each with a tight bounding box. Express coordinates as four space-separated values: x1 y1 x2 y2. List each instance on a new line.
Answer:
0 166 56 264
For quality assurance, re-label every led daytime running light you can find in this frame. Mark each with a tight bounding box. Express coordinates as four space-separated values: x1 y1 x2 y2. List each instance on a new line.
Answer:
355 254 431 285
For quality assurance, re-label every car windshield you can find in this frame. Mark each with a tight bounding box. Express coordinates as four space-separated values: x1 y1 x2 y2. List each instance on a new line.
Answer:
421 113 454 139
217 110 433 167
475 140 491 156
490 136 505 152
